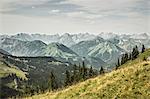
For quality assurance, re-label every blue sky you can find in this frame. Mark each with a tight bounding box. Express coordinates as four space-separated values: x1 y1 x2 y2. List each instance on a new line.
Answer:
0 0 149 35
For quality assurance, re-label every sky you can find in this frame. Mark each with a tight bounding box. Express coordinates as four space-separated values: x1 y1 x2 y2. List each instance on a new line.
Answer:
0 0 149 35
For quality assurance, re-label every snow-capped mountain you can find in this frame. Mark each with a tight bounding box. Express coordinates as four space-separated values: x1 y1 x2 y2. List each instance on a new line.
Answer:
108 33 150 52
71 33 97 43
98 32 118 40
108 38 142 52
129 33 149 40
2 32 149 49
10 33 60 44
0 33 97 47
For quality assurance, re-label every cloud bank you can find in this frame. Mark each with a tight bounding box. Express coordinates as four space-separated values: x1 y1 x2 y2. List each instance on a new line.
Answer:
0 0 149 34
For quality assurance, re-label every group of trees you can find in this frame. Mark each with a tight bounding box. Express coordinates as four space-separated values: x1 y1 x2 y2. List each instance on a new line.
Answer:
65 62 97 86
116 45 145 69
48 61 105 90
48 72 58 91
64 62 105 87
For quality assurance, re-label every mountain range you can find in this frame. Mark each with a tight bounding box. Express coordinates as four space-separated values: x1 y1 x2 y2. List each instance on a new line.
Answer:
0 32 150 68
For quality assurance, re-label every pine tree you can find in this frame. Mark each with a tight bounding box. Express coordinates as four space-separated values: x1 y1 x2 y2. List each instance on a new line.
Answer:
72 64 78 83
78 63 82 80
128 53 132 60
121 54 125 65
124 53 128 62
132 46 139 60
115 64 118 70
116 58 120 70
82 61 87 80
117 58 120 67
89 66 94 77
141 44 145 53
132 47 136 60
49 71 56 91
65 70 71 86
99 66 104 74
135 45 139 56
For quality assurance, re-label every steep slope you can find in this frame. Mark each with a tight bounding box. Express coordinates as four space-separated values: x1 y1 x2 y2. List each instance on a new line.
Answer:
0 38 47 56
58 33 76 47
0 38 78 59
71 37 104 57
44 43 78 59
88 41 125 63
109 37 143 52
71 38 124 64
28 49 150 99
0 51 75 98
0 49 11 55
0 60 27 80
0 54 28 98
0 38 105 68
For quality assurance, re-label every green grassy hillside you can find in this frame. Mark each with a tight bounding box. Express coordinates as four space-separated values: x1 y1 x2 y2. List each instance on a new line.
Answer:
26 49 150 99
0 58 28 98
0 61 27 80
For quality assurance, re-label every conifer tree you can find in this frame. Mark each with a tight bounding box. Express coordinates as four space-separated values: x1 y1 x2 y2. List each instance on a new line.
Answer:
132 47 136 60
72 64 78 83
65 70 71 86
141 44 145 53
99 66 104 74
132 46 139 60
117 58 120 67
121 54 125 65
82 61 87 80
129 53 132 60
115 64 118 70
124 53 128 62
135 45 139 55
49 71 56 90
89 66 94 77
116 58 120 70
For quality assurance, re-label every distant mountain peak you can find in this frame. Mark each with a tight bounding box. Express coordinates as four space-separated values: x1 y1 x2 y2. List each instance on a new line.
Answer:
45 42 78 58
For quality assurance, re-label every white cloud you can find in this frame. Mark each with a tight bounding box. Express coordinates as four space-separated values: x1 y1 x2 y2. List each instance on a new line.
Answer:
0 0 48 12
50 10 60 13
0 0 48 5
0 0 149 34
61 0 149 16
66 11 103 20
